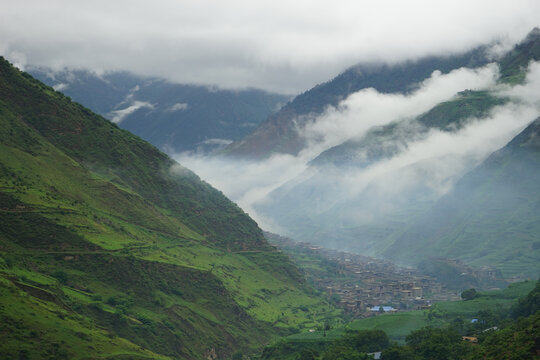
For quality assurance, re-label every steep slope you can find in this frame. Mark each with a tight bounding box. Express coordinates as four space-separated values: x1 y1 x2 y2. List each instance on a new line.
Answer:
30 68 289 154
0 57 337 359
224 47 489 159
254 89 511 256
251 29 540 270
383 117 540 278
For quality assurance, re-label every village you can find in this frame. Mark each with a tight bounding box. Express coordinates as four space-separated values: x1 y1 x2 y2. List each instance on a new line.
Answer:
267 234 462 318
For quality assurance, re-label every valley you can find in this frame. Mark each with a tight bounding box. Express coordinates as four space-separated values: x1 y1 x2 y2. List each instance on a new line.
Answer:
266 234 514 319
0 57 336 359
1 5 540 359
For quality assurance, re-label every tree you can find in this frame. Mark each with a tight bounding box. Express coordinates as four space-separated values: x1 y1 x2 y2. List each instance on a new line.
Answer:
297 349 317 360
405 327 472 360
381 344 415 360
461 288 478 301
512 280 540 318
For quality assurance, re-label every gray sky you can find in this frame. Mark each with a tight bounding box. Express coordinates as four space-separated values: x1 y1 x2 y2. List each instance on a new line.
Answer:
1 0 539 93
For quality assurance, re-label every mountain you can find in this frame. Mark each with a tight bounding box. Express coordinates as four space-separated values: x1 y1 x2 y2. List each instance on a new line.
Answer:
259 90 509 254
224 47 490 159
0 57 336 359
310 90 507 168
29 68 289 155
383 116 540 278
249 28 540 279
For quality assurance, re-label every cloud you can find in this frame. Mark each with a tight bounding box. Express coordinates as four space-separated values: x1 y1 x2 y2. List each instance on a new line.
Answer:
340 103 538 199
300 64 500 156
108 101 154 123
166 103 188 112
200 138 233 146
176 61 540 235
177 152 308 229
1 1 539 93
52 83 69 91
6 50 27 71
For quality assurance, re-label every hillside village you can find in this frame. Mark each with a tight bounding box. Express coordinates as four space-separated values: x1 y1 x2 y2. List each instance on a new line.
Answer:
268 234 467 317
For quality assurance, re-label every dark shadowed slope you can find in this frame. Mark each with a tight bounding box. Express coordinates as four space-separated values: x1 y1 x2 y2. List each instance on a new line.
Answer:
383 117 540 278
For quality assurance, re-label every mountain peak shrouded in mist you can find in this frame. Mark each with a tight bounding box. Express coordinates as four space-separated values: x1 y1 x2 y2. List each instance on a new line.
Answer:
225 26 540 161
179 28 540 281
2 2 540 358
223 46 492 159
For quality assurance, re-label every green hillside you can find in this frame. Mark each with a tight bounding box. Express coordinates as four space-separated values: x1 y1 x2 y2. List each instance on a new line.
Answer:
384 117 540 278
0 57 337 359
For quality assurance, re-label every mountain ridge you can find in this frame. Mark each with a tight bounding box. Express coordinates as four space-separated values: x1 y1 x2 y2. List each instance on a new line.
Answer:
0 56 337 359
29 68 289 155
224 46 491 159
248 28 540 279
382 116 540 278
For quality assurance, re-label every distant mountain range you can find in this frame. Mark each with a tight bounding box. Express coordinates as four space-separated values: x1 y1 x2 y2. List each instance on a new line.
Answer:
223 45 490 159
29 68 289 154
18 27 540 285
244 28 540 279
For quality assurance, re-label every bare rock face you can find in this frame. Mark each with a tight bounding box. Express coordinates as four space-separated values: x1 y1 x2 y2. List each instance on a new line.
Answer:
206 347 218 360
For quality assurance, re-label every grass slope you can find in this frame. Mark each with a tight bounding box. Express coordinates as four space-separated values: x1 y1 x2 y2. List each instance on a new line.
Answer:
0 57 336 359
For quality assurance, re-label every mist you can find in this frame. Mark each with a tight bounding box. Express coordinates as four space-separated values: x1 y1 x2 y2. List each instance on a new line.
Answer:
2 1 540 93
176 60 540 250
300 64 499 156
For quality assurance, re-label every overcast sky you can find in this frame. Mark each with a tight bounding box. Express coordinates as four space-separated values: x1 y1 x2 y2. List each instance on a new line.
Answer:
1 1 539 93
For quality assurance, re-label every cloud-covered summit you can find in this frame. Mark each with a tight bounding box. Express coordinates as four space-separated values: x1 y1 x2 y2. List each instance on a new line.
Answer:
1 1 539 93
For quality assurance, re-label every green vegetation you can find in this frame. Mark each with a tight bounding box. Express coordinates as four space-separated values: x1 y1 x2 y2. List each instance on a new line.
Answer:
498 27 540 84
380 282 540 359
0 57 336 359
261 281 539 359
417 90 507 130
460 288 478 300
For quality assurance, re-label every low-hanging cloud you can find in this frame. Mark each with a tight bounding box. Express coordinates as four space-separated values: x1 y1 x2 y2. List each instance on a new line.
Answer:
166 103 189 112
1 1 539 93
109 100 154 124
300 64 500 156
339 103 538 200
52 82 69 91
178 152 308 227
177 61 540 236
